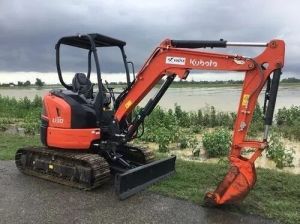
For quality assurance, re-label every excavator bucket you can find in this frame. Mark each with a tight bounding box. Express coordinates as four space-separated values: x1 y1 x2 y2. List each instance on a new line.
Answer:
204 157 256 206
115 156 176 200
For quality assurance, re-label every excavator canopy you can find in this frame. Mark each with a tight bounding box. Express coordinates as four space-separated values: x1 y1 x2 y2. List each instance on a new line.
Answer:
57 33 126 49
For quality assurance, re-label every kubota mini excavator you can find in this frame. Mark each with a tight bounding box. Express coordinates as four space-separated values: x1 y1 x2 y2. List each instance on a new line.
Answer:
16 33 285 205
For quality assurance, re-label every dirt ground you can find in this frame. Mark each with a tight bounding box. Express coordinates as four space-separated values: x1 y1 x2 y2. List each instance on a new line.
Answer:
0 161 276 224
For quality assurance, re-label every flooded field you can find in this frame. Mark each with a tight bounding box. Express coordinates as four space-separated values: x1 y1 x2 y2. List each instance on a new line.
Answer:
167 143 300 174
0 85 299 112
1 85 299 174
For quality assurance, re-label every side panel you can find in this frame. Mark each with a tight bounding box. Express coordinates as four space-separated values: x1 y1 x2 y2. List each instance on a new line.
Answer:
44 94 72 129
47 127 100 150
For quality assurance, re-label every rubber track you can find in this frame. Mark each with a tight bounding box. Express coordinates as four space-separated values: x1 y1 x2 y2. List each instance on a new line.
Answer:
124 143 155 164
15 147 111 190
137 146 155 163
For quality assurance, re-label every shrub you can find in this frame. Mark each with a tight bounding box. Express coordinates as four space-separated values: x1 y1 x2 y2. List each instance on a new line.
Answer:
156 128 173 152
202 128 231 158
0 95 42 134
178 135 189 149
276 106 300 126
174 104 191 128
266 132 295 168
276 106 300 140
248 103 264 137
190 125 202 134
178 134 198 149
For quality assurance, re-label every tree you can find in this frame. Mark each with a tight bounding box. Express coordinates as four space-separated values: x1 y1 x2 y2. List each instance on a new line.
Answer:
24 80 31 86
17 81 24 86
35 78 44 87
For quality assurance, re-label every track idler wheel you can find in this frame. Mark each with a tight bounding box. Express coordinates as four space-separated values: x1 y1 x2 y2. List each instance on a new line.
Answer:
204 156 256 206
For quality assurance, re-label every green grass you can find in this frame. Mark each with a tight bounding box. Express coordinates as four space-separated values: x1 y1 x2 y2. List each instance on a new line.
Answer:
0 133 40 160
150 159 300 224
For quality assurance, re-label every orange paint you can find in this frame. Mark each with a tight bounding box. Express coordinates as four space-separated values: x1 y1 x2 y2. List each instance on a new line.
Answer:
113 39 285 205
43 93 71 128
47 127 100 150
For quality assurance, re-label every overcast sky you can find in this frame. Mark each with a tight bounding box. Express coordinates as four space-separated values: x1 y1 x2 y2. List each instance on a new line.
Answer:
0 0 299 82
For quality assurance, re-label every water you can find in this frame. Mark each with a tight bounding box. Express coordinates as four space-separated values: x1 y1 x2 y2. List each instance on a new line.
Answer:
0 85 299 112
142 85 300 112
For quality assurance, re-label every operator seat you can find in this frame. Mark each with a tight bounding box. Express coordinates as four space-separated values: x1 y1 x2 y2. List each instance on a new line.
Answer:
72 73 93 99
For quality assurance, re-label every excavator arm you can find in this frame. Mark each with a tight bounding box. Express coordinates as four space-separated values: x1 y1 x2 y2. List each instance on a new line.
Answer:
114 38 285 205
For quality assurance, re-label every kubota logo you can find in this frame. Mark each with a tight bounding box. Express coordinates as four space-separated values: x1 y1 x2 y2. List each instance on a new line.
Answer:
166 56 186 65
52 117 64 124
190 59 218 67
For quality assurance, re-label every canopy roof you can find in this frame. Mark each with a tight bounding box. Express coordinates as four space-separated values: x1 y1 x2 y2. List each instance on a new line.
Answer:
58 33 126 49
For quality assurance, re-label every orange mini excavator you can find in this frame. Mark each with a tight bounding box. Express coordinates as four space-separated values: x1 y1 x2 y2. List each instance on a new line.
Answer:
16 33 285 205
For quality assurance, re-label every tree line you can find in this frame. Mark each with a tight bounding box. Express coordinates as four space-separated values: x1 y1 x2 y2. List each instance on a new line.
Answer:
0 78 45 87
0 77 299 88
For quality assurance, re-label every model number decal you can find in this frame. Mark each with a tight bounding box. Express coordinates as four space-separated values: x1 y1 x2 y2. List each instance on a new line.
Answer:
166 56 186 65
52 117 64 124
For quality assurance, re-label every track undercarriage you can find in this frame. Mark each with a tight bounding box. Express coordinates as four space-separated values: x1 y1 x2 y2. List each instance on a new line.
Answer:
15 144 175 199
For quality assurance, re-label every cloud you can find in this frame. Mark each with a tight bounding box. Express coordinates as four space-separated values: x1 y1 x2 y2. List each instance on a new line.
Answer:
0 0 299 76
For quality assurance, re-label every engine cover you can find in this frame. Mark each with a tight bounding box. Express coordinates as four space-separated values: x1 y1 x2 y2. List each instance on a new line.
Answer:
41 90 100 150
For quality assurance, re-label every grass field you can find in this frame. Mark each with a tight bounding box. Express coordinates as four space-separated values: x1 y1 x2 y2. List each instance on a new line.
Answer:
0 132 299 224
150 157 300 224
0 133 40 160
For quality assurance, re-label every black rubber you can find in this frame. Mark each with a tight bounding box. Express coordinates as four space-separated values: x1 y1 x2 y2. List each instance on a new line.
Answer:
15 147 111 190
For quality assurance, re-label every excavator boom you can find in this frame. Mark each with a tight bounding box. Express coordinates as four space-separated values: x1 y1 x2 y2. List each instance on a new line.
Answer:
114 38 285 205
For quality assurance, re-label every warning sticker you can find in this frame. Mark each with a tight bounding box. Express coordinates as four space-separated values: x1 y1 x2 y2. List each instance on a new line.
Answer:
242 94 250 106
125 100 133 109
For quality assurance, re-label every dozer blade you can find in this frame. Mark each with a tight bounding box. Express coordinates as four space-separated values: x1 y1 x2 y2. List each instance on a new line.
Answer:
204 157 256 206
115 156 176 200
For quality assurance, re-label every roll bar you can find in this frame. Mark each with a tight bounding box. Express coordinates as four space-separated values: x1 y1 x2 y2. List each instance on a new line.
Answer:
55 33 131 126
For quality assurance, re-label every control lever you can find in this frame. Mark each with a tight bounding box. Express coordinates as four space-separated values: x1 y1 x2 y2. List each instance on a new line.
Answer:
105 80 116 104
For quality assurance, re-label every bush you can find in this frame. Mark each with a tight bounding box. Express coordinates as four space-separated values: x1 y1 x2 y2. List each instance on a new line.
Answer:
177 134 198 150
178 135 189 149
156 127 173 152
276 106 300 126
139 106 178 143
174 104 191 128
248 103 264 137
266 132 295 168
190 125 202 134
276 106 300 140
0 95 42 134
202 128 231 158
